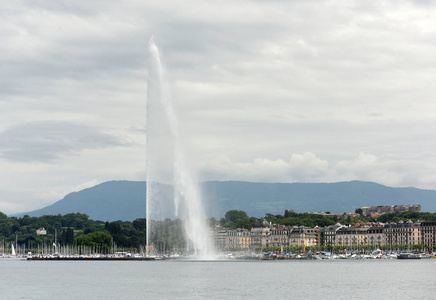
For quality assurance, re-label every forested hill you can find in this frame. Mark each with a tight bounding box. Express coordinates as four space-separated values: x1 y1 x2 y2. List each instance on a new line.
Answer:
12 180 436 221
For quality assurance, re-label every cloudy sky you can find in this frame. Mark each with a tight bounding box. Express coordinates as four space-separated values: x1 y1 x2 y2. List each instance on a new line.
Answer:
2 0 436 214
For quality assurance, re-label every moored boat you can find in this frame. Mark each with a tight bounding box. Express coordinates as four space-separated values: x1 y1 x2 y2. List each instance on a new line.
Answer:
261 252 277 260
397 253 423 259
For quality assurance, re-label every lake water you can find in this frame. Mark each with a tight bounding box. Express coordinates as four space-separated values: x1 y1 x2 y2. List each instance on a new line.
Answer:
1 259 435 299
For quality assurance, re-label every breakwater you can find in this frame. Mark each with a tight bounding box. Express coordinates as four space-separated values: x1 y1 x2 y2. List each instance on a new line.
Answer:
26 256 156 261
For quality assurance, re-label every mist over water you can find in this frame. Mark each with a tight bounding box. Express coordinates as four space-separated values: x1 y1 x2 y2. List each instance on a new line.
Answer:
146 38 214 258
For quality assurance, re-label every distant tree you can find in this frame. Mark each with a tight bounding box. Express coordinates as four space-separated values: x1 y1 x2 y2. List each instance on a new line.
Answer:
0 223 11 236
132 218 146 230
74 231 112 253
225 210 248 223
105 221 121 235
317 218 336 227
61 227 74 245
235 217 256 230
280 217 300 226
207 217 219 227
265 213 278 224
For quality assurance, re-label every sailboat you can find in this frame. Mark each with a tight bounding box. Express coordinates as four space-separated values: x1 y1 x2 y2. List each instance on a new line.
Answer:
11 244 16 256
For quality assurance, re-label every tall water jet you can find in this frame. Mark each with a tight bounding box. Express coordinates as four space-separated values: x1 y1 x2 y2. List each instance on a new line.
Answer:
146 38 214 258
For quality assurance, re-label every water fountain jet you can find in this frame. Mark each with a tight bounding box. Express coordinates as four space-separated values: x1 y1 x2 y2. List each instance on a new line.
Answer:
146 38 215 259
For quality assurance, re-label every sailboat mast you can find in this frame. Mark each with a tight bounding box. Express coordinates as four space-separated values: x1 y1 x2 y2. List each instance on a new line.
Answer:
54 228 57 254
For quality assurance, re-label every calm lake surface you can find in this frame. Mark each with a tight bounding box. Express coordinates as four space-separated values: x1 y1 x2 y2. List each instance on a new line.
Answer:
1 259 435 299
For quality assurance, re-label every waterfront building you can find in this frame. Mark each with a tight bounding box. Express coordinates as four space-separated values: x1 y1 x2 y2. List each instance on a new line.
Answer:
384 220 421 250
270 225 289 248
226 228 251 250
419 220 436 252
250 219 271 249
212 215 436 253
336 225 369 249
367 225 385 248
211 226 228 250
319 223 344 246
288 226 317 248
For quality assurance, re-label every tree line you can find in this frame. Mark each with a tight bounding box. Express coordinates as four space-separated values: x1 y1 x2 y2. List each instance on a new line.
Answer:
0 212 146 252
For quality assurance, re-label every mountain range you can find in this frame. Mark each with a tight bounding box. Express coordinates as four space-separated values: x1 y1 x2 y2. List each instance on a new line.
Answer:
12 180 436 221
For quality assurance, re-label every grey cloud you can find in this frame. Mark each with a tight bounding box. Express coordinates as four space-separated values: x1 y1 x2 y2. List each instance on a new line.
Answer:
23 0 108 16
2 0 436 215
0 121 126 162
1 39 147 99
1 3 147 100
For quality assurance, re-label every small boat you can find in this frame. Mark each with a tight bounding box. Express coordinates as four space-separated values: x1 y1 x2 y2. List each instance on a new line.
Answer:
397 253 423 259
261 252 277 260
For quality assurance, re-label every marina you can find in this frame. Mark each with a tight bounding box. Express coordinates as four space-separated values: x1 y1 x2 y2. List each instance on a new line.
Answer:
12 249 436 261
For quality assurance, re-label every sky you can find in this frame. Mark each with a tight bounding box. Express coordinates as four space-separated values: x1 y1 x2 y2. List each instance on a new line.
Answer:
2 0 436 214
